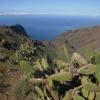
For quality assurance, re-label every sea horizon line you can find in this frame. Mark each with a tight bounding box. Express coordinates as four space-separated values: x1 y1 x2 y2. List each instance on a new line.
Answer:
0 12 100 17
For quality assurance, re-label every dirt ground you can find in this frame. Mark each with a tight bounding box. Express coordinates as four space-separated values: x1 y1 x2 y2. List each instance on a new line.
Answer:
0 63 21 100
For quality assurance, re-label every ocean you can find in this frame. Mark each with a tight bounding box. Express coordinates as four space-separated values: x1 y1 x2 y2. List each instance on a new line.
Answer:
0 14 100 41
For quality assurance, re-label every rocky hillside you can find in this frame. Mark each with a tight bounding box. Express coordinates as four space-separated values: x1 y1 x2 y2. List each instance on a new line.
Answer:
0 25 100 100
52 26 100 55
0 25 33 100
0 24 34 50
0 25 63 100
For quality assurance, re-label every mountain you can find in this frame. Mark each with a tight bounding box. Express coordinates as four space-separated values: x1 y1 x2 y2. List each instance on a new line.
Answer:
52 26 100 55
0 25 52 100
0 24 100 100
0 24 34 50
0 25 35 100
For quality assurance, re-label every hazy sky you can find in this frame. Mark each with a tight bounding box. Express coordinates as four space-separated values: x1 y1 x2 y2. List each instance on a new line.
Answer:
0 0 100 15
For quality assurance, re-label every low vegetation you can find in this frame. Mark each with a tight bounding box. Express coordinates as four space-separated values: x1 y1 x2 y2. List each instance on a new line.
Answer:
0 25 100 100
15 45 100 100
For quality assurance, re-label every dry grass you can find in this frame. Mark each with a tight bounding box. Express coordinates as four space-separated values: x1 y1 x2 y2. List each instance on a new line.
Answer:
52 26 100 55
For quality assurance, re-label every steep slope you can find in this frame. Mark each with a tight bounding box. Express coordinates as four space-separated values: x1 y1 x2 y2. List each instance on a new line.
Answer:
52 26 100 55
0 24 34 50
0 25 58 100
0 25 33 100
0 24 58 63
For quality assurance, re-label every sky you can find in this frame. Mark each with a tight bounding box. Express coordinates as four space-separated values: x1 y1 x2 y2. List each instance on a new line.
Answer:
0 0 100 15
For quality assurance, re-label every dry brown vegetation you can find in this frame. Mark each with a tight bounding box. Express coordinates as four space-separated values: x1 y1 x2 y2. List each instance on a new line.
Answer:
52 26 100 55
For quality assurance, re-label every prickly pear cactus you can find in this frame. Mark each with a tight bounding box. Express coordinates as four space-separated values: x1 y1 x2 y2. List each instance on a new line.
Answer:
16 46 100 100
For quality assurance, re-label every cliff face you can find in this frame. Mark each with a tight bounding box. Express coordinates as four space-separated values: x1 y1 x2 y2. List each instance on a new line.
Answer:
52 26 100 55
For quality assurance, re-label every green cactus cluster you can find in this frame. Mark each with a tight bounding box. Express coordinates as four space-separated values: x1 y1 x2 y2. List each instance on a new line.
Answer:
9 44 37 64
18 45 100 100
